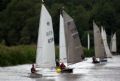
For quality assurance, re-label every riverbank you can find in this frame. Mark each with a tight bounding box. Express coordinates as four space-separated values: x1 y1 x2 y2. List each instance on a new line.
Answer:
0 45 36 66
0 44 94 66
0 44 60 66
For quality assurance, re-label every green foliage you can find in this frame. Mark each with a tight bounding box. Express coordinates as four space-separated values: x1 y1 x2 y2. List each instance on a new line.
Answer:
0 44 60 66
0 0 41 45
0 45 36 66
84 48 94 57
0 0 11 11
0 0 120 53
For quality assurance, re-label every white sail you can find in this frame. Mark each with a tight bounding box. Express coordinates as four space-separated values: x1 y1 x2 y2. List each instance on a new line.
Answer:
110 32 117 53
93 21 106 58
36 4 56 68
87 33 90 50
101 26 112 58
103 28 112 57
59 10 83 65
59 14 67 63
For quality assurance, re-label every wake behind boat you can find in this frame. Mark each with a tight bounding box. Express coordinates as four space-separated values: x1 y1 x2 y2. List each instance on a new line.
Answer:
30 73 42 78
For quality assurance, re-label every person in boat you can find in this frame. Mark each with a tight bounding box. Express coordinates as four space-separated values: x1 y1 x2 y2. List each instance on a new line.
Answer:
92 56 100 63
60 62 66 70
59 62 73 73
31 64 36 73
81 54 85 60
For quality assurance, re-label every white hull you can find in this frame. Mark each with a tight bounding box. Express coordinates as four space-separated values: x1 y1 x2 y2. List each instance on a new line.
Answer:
36 68 59 77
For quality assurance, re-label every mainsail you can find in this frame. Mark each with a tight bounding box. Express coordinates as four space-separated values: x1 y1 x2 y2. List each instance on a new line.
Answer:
110 32 117 53
59 10 83 65
101 27 112 58
93 21 106 58
59 14 67 63
36 4 56 68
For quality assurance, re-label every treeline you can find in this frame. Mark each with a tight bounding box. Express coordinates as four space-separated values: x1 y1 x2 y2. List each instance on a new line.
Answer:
0 0 120 52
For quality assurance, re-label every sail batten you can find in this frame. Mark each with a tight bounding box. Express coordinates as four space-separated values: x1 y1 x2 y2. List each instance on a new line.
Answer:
36 4 56 68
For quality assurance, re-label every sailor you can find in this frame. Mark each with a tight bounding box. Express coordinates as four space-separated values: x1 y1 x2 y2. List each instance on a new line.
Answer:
92 56 100 63
60 62 66 69
31 64 36 73
81 54 85 60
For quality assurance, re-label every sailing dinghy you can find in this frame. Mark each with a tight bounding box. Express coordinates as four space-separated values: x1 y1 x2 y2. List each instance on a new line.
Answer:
59 9 84 73
30 3 58 77
101 27 112 58
93 21 106 63
110 32 117 54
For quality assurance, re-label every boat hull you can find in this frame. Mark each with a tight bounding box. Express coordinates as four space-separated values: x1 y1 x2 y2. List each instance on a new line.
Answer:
35 68 59 77
29 73 42 78
61 68 73 73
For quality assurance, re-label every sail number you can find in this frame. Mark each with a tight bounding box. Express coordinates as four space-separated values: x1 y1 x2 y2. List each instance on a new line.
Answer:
72 33 79 39
46 31 53 36
70 28 79 39
48 37 54 43
46 30 54 43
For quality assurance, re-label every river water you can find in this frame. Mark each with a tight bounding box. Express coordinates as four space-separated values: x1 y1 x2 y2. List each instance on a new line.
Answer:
0 55 120 81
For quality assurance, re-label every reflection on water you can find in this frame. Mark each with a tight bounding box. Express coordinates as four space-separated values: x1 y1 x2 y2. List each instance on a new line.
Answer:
0 55 120 81
36 78 55 81
56 74 83 81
